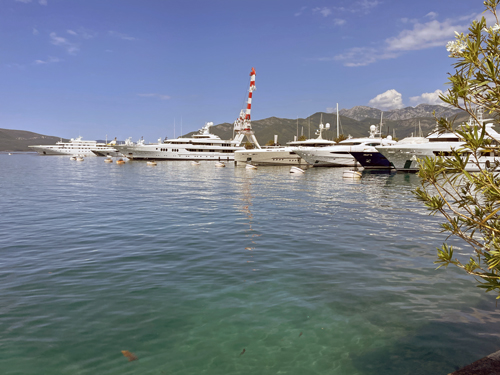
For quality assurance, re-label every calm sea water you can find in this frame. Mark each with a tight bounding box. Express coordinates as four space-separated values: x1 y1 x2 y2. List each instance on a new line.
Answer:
1 153 499 375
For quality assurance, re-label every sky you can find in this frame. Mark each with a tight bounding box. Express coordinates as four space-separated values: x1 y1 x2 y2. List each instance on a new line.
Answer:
0 0 488 141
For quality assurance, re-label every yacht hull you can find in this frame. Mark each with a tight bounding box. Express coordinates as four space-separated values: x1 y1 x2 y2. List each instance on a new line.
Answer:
377 145 500 172
350 151 393 169
294 149 355 167
115 145 240 161
29 146 99 157
234 148 307 166
91 150 122 157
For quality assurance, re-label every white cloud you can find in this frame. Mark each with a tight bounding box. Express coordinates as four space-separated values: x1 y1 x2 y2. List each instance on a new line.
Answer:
138 93 171 100
368 89 404 110
426 11 438 19
32 28 39 35
108 31 138 41
333 47 397 67
50 32 79 54
333 14 474 66
15 0 47 5
313 7 332 17
400 17 420 24
409 89 446 105
34 56 61 65
334 19 346 26
294 6 307 17
333 0 380 14
67 28 97 39
385 19 469 52
357 0 380 13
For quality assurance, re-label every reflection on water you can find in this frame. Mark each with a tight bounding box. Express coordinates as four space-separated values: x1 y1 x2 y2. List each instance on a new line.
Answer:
0 155 499 375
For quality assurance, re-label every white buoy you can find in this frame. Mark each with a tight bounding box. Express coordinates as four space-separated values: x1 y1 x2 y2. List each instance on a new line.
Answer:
191 161 200 166
343 170 362 178
246 164 257 170
290 166 305 174
215 162 226 168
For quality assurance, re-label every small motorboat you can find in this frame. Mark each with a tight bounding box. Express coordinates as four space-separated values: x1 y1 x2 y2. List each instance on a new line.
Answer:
290 166 305 174
70 156 77 161
147 161 157 166
116 158 126 164
215 162 226 168
191 161 201 166
76 156 84 162
246 164 257 170
104 155 113 163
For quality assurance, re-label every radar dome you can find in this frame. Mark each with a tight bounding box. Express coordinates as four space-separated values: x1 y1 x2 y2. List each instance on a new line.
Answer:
370 125 376 132
325 123 330 129
387 135 392 140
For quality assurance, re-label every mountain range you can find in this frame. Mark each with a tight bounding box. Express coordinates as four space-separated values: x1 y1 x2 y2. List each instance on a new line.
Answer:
0 104 470 151
185 104 469 144
0 129 68 152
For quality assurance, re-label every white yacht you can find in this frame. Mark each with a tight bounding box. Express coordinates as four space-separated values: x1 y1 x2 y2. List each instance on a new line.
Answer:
29 136 118 157
295 123 397 167
350 133 428 169
91 138 122 157
115 67 261 162
114 122 246 161
234 121 336 166
376 109 500 172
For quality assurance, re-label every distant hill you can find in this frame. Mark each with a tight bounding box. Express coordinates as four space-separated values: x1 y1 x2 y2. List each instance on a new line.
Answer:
0 128 68 152
339 104 463 121
185 104 470 143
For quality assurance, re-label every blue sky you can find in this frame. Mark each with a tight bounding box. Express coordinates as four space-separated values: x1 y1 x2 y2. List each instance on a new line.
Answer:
0 0 486 141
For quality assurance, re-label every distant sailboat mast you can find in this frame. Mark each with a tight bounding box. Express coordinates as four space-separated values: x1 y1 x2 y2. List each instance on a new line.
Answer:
336 103 339 139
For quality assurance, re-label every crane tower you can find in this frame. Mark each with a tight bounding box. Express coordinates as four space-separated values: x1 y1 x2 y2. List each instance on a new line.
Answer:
233 67 261 149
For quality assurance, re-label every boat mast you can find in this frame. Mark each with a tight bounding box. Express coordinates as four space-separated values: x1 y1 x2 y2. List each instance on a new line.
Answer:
336 103 339 139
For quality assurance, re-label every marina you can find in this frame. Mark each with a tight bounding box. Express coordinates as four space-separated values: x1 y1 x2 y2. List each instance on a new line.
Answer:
1 154 500 374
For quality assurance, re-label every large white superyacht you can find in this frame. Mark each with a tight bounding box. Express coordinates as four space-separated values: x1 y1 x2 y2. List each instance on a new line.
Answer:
376 108 500 172
114 67 261 161
294 120 397 167
29 136 118 157
115 122 246 161
234 119 336 166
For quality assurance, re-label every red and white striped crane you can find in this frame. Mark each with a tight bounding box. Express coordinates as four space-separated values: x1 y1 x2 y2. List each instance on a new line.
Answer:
233 67 261 149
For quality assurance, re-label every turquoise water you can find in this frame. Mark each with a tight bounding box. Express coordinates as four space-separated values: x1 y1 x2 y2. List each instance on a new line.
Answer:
1 154 499 375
